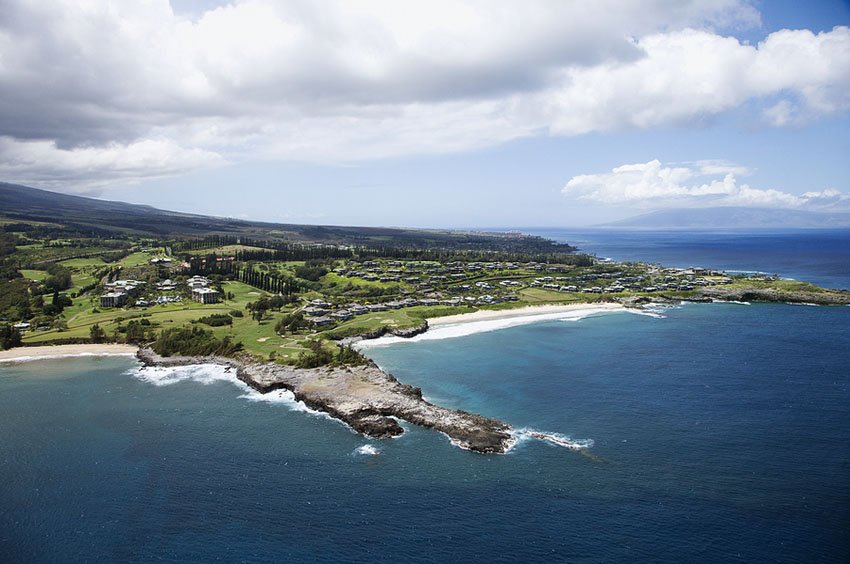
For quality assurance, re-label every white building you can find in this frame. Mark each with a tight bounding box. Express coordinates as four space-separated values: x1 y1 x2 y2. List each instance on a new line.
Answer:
192 287 220 304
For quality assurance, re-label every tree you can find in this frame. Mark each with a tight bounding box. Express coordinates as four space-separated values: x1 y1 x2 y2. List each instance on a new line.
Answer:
125 320 148 343
44 264 72 292
0 324 22 350
275 312 306 334
295 339 333 368
90 324 106 343
336 345 367 366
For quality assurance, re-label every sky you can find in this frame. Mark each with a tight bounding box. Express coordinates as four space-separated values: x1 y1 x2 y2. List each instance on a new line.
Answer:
1 0 849 228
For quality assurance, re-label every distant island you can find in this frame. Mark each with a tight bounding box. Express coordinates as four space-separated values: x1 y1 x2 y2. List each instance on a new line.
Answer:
2 182 849 452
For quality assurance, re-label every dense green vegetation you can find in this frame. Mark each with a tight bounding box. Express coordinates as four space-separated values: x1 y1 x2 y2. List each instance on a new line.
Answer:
196 313 233 327
152 326 242 357
0 324 23 350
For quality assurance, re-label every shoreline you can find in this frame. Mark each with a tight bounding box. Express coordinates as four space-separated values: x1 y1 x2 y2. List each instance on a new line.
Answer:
426 302 624 327
0 343 139 363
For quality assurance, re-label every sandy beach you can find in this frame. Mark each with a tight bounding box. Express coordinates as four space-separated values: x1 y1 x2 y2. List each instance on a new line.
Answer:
1 304 626 361
0 343 139 363
427 302 624 326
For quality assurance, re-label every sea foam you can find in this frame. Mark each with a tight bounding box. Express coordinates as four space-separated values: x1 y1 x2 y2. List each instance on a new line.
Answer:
508 428 595 453
353 444 381 456
127 363 331 419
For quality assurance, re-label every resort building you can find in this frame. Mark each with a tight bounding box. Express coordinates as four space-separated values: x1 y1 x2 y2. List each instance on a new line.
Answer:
105 279 143 293
186 275 211 289
192 287 220 304
100 292 128 308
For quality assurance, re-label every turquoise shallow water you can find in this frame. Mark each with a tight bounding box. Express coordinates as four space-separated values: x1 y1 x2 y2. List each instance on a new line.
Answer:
2 302 849 562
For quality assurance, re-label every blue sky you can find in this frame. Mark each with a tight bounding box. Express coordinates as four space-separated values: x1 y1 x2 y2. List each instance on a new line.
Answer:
1 1 849 228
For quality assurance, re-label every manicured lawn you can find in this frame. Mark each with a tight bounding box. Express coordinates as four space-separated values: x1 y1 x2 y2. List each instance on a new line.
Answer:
118 252 154 268
20 269 46 281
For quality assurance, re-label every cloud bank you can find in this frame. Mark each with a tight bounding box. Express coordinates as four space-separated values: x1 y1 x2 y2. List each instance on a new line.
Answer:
562 160 848 209
0 1 848 189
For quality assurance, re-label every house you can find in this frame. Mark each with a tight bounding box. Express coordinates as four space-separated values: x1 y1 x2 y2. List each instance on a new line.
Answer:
106 279 143 293
192 287 220 304
156 279 177 291
303 306 328 317
100 292 128 308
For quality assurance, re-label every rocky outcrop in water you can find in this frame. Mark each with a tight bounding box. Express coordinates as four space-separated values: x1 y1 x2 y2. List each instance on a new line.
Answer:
136 347 514 454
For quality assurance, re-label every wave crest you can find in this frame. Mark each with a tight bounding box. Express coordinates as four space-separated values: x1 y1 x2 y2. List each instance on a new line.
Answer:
509 428 594 452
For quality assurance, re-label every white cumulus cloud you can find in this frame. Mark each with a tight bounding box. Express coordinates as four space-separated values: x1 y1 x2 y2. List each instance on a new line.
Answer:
562 159 849 209
0 137 225 189
0 1 848 190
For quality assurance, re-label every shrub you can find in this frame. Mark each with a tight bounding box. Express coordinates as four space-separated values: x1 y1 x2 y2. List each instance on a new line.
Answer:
196 314 233 327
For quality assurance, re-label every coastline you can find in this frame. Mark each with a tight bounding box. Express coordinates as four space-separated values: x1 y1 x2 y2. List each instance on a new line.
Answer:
357 302 626 348
426 302 624 327
0 343 139 363
0 303 625 453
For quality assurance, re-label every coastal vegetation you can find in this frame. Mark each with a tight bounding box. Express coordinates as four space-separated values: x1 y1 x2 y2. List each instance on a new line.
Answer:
151 326 242 358
2 181 849 367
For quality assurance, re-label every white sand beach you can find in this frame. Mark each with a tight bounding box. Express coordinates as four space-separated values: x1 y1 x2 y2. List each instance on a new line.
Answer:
427 302 624 326
0 344 139 363
358 302 625 348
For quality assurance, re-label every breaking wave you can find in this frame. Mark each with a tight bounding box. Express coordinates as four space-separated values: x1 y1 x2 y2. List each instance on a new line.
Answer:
128 363 238 387
353 444 381 456
127 363 329 418
508 428 595 453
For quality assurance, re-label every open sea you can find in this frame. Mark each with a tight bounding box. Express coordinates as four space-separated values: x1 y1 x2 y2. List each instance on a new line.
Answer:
2 230 850 562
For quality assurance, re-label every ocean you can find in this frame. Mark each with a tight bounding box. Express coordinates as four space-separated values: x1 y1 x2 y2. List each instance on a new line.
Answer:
525 228 850 290
2 230 849 562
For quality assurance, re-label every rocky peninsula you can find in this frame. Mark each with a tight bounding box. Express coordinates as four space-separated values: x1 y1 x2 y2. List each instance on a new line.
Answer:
136 347 514 454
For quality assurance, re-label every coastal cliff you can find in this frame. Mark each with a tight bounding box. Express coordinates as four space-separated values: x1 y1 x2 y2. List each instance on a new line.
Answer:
696 286 850 305
136 346 514 454
617 287 850 307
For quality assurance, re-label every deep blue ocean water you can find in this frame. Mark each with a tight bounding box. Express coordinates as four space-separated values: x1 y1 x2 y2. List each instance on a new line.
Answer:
526 228 850 290
2 230 850 563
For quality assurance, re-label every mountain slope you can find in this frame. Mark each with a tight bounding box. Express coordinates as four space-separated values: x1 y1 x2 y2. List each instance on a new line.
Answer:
0 182 575 253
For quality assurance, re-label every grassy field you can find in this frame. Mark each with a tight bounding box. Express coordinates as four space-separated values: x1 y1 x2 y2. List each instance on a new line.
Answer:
59 257 107 268
118 252 154 268
20 269 46 282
